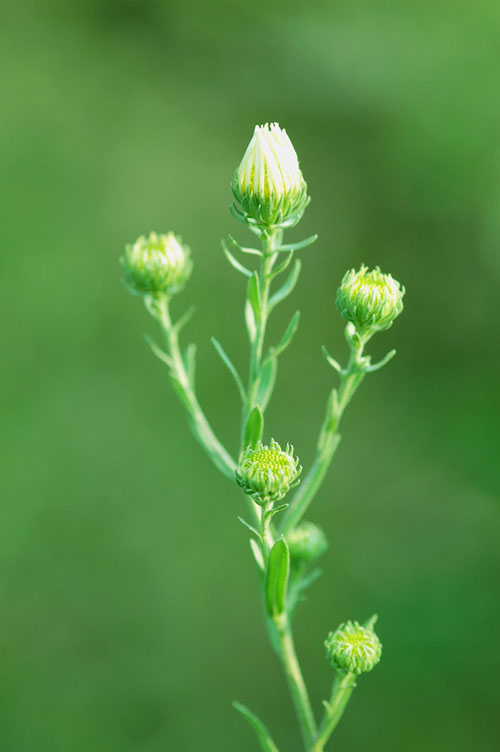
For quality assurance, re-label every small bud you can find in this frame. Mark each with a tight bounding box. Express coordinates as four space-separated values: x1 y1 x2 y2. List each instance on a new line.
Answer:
336 265 404 336
287 521 328 563
325 620 382 676
236 439 302 505
121 232 192 296
232 123 309 229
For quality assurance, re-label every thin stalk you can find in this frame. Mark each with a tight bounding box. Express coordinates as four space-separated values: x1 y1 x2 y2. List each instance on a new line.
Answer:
240 229 282 451
155 295 236 478
313 673 356 751
260 502 274 563
271 613 318 751
280 335 368 535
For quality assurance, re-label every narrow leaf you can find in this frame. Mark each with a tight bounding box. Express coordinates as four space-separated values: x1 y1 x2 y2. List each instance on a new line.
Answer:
245 299 257 344
173 306 195 334
144 334 174 369
265 537 290 617
269 259 301 311
233 703 280 752
269 311 300 360
237 516 260 538
244 406 263 449
247 272 261 319
228 234 262 257
367 349 397 372
275 234 318 253
255 357 278 412
211 337 246 401
267 251 293 280
222 240 252 278
321 345 342 374
250 538 265 571
363 614 379 630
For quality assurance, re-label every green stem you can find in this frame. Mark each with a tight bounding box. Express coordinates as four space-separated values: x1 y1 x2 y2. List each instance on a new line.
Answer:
280 334 368 535
271 613 318 751
155 295 236 479
313 673 356 751
240 229 282 451
260 503 274 563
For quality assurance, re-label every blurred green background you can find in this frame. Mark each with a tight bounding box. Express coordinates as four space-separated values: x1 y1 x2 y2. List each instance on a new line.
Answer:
2 0 499 750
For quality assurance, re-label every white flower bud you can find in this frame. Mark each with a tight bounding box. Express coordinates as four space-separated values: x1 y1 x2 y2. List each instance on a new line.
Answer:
121 232 192 297
232 123 309 229
336 265 404 336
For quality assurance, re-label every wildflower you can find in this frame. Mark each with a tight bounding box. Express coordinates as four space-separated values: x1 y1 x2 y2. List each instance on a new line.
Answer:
236 439 301 505
232 123 309 228
121 232 192 296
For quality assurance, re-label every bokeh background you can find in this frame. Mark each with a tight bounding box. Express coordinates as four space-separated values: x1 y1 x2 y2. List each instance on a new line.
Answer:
2 0 499 750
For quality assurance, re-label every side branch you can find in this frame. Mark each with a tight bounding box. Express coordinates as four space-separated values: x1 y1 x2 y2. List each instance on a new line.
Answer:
150 295 237 479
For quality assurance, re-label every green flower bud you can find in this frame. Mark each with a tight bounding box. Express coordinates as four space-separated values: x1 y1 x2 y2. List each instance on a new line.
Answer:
336 265 404 336
121 232 192 296
232 123 309 229
325 621 382 676
287 521 328 563
236 439 302 505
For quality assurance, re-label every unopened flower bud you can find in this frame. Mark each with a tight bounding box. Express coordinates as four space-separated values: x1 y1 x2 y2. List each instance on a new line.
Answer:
325 620 382 676
336 265 404 336
287 521 328 563
232 123 309 229
236 439 301 505
121 232 192 296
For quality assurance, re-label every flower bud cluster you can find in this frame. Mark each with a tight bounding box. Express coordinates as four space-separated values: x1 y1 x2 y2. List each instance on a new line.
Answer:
336 265 404 336
232 123 309 229
121 232 192 296
236 439 301 505
325 620 382 676
287 521 328 563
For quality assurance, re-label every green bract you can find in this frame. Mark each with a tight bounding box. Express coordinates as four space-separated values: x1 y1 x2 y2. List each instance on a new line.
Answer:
232 122 309 230
336 265 404 336
325 621 382 676
287 521 328 563
236 439 301 505
121 231 192 296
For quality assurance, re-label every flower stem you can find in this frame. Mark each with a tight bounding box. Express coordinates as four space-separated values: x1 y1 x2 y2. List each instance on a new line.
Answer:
313 673 356 751
280 334 367 535
155 295 236 478
271 613 318 751
240 229 281 451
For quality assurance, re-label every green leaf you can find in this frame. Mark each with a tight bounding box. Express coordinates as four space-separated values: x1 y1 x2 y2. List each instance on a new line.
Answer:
233 702 280 752
255 357 278 412
222 240 252 278
363 614 378 630
247 272 261 319
228 234 262 257
321 345 342 374
173 306 196 334
237 516 260 538
275 234 318 253
366 349 397 372
269 259 301 310
211 337 246 402
269 311 300 360
249 538 264 571
244 406 263 449
245 299 257 343
265 537 290 617
144 334 174 369
267 250 293 280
